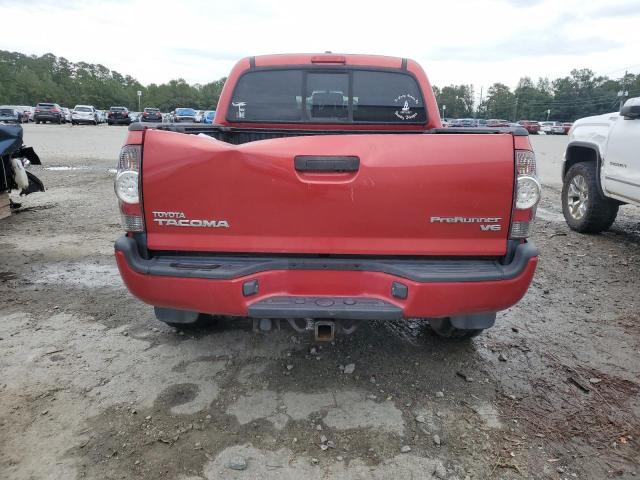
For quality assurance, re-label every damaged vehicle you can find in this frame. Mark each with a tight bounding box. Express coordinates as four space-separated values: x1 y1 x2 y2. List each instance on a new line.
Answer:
1 124 45 215
114 53 539 340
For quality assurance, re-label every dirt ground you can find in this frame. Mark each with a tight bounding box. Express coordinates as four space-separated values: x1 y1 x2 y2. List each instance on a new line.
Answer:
1 124 639 480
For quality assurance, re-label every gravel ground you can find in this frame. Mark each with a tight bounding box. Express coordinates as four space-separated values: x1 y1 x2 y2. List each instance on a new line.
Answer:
1 124 639 480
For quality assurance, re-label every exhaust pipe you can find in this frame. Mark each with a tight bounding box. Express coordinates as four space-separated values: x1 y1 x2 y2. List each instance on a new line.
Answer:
314 321 335 342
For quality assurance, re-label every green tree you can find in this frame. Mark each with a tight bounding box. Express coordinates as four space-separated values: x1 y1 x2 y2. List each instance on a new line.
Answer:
433 84 474 118
0 50 229 111
513 76 553 121
481 83 516 120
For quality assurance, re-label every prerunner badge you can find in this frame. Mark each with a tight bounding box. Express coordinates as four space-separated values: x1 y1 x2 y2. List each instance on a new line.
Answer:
393 93 419 120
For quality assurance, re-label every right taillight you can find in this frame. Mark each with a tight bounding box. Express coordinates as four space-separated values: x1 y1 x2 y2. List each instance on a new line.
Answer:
115 145 144 232
510 150 541 239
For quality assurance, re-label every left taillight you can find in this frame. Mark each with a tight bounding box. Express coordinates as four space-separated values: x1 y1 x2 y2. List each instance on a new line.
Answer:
115 145 144 232
510 150 541 239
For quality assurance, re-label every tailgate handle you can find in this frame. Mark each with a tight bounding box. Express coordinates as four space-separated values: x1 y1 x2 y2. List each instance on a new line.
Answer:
294 156 360 173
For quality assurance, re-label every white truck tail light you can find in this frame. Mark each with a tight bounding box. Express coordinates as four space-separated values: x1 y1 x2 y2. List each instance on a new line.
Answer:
510 150 540 239
115 145 144 232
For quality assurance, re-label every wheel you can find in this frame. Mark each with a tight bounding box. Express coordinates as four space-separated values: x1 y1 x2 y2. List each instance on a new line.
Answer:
562 162 618 233
162 313 216 330
428 318 483 339
57 117 62 124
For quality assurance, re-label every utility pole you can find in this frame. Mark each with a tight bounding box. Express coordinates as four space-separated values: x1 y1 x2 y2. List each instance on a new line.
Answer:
618 70 629 111
477 86 483 119
513 97 518 122
546 109 550 121
442 104 446 119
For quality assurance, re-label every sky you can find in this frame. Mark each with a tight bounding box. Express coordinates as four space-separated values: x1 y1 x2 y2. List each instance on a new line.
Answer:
1 0 639 99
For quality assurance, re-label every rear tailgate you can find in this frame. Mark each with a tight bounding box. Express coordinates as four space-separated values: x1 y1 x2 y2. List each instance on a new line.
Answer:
141 130 514 256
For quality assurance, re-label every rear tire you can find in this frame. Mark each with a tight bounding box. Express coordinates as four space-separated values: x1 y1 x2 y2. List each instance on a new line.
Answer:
428 317 483 339
562 162 618 233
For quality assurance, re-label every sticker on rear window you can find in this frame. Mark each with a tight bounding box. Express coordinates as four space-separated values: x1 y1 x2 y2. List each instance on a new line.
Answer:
393 94 419 120
232 101 246 119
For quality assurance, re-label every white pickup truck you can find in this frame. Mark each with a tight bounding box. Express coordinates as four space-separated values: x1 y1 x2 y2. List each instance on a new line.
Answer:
561 97 640 233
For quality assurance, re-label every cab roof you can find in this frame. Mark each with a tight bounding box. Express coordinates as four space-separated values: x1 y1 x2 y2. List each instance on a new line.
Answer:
247 53 407 69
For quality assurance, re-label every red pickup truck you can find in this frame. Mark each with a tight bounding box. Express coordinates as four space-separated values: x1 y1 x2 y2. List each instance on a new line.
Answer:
114 54 540 339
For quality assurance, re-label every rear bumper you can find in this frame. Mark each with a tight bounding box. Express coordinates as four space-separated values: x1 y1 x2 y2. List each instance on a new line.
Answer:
34 113 60 120
109 117 131 124
114 236 538 319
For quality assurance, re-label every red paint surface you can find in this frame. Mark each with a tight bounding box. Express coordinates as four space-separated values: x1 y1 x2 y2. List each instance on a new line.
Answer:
142 130 516 256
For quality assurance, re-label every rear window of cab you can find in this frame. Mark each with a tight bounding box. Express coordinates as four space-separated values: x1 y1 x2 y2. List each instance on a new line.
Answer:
228 68 426 124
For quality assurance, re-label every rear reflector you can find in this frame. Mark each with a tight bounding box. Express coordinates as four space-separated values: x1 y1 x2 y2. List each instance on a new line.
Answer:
510 220 531 239
121 214 144 232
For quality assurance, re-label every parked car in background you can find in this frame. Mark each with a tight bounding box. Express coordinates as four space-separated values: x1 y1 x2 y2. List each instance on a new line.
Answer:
486 119 509 127
194 110 204 122
172 107 197 122
539 121 552 134
457 118 477 127
34 103 63 124
562 122 573 134
96 110 106 124
18 106 32 123
107 107 131 125
129 112 141 122
518 120 540 134
71 105 98 125
540 121 564 134
202 110 216 124
0 107 23 123
61 107 71 123
1 123 45 212
141 107 163 122
561 98 640 233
